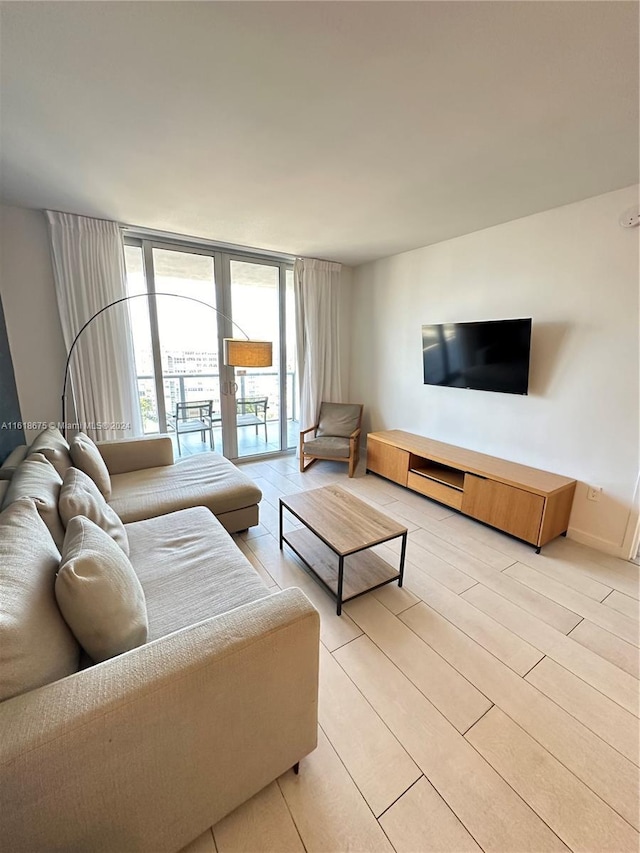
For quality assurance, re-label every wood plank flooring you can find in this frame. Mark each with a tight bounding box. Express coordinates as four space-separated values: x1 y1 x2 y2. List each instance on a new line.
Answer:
184 455 640 853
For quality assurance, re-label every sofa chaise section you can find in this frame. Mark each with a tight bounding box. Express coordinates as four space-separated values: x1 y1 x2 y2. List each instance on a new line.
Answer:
98 435 263 532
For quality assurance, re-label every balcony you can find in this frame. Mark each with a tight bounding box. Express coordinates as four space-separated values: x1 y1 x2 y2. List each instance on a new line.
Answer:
136 370 300 457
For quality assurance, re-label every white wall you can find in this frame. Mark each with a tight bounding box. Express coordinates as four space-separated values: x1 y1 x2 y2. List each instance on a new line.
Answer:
0 205 67 442
350 185 639 557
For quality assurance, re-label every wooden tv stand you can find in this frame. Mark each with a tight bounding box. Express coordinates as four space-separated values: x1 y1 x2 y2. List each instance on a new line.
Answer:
366 430 576 552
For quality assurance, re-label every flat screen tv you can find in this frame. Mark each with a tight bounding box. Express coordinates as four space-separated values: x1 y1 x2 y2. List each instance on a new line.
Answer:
422 318 532 395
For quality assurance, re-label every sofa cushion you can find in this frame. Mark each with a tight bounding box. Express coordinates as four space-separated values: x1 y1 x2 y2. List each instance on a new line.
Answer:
2 452 65 549
56 516 148 663
126 506 269 641
0 444 28 479
59 467 129 555
0 498 80 701
29 426 72 478
109 452 262 524
303 435 350 459
69 432 111 499
316 402 362 438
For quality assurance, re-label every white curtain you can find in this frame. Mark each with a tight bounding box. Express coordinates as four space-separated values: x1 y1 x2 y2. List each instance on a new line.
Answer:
294 257 343 436
46 211 142 441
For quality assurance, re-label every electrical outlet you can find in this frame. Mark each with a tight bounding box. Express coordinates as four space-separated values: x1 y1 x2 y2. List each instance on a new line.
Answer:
587 486 602 502
619 206 640 228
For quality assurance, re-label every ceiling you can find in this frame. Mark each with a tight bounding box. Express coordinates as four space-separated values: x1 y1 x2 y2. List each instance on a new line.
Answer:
1 2 638 266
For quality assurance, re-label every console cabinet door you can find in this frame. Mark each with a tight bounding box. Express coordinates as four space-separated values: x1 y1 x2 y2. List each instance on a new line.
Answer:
366 438 409 486
462 474 545 545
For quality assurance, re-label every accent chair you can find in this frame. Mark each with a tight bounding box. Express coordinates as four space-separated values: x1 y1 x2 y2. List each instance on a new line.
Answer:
299 402 363 478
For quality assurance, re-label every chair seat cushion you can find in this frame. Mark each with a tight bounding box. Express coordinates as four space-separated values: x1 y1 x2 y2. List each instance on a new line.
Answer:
303 436 350 459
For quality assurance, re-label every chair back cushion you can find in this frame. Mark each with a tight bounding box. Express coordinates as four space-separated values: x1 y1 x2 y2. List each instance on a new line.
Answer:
0 498 80 702
316 403 362 438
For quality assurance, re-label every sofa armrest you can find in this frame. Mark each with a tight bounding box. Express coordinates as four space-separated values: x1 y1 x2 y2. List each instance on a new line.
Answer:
97 434 174 474
0 587 319 853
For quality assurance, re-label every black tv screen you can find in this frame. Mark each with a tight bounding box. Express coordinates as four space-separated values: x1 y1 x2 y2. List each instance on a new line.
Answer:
422 318 532 395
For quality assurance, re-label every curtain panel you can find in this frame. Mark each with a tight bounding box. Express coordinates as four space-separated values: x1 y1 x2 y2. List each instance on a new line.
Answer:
294 257 343 438
46 212 141 441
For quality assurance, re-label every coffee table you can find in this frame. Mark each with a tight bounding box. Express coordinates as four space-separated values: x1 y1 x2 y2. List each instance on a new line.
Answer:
279 484 408 615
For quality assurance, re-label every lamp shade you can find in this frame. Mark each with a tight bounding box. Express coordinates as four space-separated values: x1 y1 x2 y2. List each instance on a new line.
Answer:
223 338 273 367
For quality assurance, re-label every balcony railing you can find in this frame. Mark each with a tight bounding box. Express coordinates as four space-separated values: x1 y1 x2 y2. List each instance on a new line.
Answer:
136 370 297 434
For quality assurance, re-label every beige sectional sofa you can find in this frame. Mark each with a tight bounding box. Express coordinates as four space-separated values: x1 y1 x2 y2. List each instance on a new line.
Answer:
0 428 320 852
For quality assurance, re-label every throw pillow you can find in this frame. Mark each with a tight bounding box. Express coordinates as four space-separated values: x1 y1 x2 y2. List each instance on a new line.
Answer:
0 498 80 702
59 467 129 555
0 444 28 479
29 426 72 478
69 432 111 499
2 452 65 549
56 516 148 663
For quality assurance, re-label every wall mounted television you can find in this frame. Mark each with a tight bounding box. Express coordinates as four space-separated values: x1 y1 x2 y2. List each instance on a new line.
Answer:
422 318 532 395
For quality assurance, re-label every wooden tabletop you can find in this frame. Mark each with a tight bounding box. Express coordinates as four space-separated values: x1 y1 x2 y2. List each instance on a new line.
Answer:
280 484 407 556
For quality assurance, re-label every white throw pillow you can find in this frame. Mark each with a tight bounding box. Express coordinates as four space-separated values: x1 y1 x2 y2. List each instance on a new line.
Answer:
56 516 148 663
69 432 111 499
29 426 72 478
0 498 80 702
59 467 129 555
2 452 65 549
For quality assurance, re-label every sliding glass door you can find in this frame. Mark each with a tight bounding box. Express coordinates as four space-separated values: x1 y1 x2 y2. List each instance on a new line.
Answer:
123 238 296 460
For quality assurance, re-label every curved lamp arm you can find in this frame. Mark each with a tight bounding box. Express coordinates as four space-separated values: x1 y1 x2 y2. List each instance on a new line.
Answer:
61 291 269 438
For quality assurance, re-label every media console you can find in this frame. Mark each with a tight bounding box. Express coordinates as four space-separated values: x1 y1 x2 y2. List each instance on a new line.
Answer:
366 430 577 552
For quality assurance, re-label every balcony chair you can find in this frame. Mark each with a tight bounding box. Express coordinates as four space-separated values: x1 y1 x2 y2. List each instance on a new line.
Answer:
236 396 269 443
171 400 216 456
299 402 363 478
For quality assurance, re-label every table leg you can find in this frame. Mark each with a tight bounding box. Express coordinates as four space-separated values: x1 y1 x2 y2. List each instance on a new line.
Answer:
337 555 344 616
279 500 283 549
398 532 407 588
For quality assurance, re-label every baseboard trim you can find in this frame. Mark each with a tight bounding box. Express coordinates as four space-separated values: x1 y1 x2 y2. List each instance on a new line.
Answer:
568 528 629 560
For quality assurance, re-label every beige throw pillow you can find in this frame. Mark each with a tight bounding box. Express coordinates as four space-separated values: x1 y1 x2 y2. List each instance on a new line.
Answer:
0 498 80 702
56 516 148 663
59 467 129 555
69 432 111 499
29 426 72 478
2 452 65 550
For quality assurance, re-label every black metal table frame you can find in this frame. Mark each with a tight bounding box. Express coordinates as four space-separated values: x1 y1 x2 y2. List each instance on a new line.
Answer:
279 499 408 615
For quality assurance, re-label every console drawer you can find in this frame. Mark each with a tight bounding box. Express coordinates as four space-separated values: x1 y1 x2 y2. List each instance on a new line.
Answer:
407 471 464 510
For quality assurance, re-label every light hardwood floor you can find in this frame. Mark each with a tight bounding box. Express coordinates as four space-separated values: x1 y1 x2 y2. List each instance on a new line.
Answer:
182 454 640 853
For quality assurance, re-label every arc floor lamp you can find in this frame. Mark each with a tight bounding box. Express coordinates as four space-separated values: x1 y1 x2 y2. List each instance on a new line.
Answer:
61 291 273 438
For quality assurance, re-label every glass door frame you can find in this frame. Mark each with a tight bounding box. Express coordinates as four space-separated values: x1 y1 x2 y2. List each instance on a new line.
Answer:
124 235 293 461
